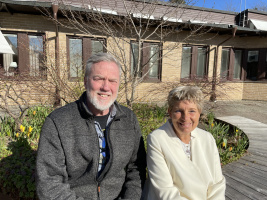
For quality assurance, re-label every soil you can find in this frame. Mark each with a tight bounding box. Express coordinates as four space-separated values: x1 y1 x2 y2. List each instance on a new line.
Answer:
0 192 12 200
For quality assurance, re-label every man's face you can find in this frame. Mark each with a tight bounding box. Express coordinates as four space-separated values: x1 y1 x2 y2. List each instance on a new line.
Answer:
84 61 120 116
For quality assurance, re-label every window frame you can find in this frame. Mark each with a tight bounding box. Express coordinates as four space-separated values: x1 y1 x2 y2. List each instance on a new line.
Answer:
180 45 209 81
220 48 267 82
0 31 46 79
67 36 106 81
220 48 243 81
130 41 162 83
244 48 267 81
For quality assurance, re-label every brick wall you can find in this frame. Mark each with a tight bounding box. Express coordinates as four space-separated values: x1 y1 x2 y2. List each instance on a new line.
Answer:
1 11 267 109
243 82 267 101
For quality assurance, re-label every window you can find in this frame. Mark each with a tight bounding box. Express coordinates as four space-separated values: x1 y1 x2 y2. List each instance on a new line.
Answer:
233 50 242 79
220 48 242 81
69 38 83 78
181 45 208 80
220 49 230 79
29 35 44 76
219 48 267 81
244 49 267 81
67 37 105 79
246 50 259 80
0 32 45 77
130 41 161 82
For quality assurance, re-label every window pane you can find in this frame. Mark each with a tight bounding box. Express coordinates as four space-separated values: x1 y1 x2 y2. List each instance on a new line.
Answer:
1 34 18 76
130 42 139 76
220 49 229 78
92 40 104 55
196 47 206 77
233 50 242 79
29 35 44 76
149 44 159 78
69 38 82 78
247 50 259 80
181 47 191 78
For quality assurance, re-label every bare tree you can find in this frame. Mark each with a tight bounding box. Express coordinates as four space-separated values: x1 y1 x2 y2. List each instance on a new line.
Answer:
253 0 267 12
224 0 239 12
0 0 232 119
37 0 217 107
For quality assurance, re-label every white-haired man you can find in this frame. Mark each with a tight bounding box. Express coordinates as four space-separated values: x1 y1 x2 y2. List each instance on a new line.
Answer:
36 53 147 200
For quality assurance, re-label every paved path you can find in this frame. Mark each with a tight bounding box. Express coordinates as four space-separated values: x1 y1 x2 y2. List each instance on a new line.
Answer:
217 116 267 200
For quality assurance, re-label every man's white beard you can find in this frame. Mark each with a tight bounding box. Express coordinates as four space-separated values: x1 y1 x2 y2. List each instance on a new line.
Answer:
86 90 116 111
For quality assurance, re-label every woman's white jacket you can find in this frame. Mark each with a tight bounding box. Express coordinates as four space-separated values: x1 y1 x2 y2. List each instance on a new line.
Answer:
146 120 226 200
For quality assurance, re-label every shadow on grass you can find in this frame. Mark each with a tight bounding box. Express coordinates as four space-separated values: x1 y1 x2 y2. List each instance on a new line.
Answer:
0 138 37 200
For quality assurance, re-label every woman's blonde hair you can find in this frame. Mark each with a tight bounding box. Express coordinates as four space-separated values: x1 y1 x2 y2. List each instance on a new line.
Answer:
167 86 204 112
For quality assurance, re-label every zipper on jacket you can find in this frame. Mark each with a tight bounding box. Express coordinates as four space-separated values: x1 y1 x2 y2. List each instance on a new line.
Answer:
97 182 100 200
97 117 118 182
86 120 102 196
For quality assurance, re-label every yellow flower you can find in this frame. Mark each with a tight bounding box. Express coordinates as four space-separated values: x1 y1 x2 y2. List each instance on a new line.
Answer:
222 142 226 147
229 147 233 151
16 132 19 138
27 132 30 137
20 125 25 133
33 111 36 115
211 123 214 127
236 129 239 133
28 126 33 133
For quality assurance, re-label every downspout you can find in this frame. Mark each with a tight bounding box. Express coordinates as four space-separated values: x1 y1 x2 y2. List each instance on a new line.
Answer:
52 3 61 107
210 27 237 101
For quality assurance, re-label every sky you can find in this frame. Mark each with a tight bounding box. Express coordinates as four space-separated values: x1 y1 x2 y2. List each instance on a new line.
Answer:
190 0 256 12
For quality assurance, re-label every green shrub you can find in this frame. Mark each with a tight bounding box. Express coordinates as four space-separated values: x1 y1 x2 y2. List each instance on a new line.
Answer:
204 112 249 165
132 103 168 150
0 116 16 138
0 138 37 199
0 106 52 199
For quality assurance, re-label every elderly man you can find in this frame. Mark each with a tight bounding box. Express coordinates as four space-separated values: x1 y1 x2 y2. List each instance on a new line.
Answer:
36 53 147 200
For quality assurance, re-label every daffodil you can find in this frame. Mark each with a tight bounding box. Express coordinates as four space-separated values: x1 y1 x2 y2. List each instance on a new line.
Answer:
33 111 36 115
28 126 33 133
222 142 226 147
20 125 25 132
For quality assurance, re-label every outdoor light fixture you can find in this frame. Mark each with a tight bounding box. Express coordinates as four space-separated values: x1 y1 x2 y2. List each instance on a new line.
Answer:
9 62 17 68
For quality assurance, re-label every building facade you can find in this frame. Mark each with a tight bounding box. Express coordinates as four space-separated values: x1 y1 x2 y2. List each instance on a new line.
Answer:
0 0 267 108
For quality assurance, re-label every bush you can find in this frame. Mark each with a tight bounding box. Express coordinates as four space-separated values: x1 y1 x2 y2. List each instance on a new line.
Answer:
0 106 52 199
0 139 37 199
203 112 249 165
132 103 168 150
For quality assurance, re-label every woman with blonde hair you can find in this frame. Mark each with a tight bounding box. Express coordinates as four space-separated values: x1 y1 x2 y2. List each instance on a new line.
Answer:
146 86 225 200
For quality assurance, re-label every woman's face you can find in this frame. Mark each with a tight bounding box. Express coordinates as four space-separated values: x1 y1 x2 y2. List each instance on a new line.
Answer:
168 100 200 136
